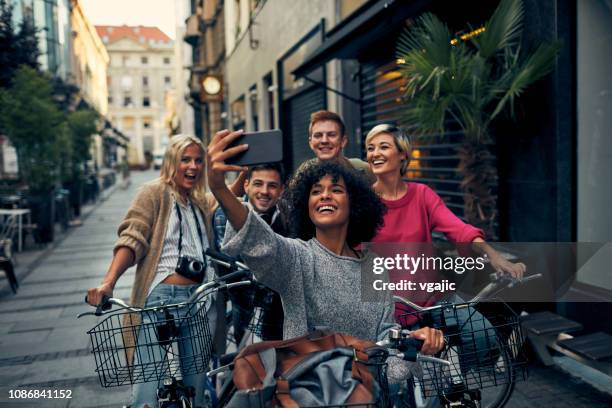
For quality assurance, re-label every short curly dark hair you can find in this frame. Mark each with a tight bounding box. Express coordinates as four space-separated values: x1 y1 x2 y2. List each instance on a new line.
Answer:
283 161 386 247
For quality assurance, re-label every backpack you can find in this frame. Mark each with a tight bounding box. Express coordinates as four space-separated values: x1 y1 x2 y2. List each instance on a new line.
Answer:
226 329 387 407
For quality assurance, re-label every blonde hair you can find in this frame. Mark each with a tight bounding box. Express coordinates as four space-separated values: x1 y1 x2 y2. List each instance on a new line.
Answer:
159 134 208 205
365 124 412 176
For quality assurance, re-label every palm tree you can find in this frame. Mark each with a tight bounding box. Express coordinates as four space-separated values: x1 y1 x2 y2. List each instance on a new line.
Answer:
396 0 561 239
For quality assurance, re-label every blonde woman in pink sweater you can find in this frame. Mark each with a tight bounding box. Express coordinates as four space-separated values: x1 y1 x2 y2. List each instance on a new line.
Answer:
365 124 526 319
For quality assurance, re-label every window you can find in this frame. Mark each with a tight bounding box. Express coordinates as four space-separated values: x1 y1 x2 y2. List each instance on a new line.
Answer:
263 72 275 128
121 75 133 90
142 76 149 87
231 96 246 130
249 84 258 131
122 117 135 129
123 96 132 107
163 57 171 65
141 56 148 64
143 96 151 107
122 56 129 66
143 117 152 129
164 76 171 86
108 96 113 105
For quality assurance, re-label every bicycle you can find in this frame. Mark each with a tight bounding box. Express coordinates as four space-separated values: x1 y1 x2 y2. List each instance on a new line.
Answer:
394 272 542 408
78 248 253 408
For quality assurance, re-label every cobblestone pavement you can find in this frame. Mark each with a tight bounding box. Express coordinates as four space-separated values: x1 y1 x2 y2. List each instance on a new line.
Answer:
0 169 610 407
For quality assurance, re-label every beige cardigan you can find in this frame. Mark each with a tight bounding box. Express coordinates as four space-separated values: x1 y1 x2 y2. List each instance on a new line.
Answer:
115 179 218 361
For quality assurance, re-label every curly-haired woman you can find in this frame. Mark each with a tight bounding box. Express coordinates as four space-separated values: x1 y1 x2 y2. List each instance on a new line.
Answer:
207 130 445 371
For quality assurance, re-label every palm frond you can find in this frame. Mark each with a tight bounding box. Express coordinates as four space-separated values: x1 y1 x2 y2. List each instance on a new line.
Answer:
489 41 562 120
472 0 524 58
397 13 452 67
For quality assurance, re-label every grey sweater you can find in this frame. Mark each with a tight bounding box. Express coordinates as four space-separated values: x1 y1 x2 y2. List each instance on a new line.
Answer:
222 209 397 342
222 210 410 382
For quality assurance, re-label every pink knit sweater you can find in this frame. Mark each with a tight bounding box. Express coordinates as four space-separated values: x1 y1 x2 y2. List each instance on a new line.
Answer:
371 182 484 322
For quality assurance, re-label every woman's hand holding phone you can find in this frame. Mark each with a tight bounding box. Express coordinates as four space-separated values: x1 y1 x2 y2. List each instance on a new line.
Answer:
207 129 250 231
207 129 249 191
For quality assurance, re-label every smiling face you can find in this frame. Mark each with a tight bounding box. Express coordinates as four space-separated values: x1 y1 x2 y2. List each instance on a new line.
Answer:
366 133 407 176
309 120 348 161
244 169 284 213
174 143 204 197
307 175 350 231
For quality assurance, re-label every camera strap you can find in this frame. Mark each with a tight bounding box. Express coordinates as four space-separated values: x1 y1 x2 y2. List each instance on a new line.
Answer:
175 200 205 259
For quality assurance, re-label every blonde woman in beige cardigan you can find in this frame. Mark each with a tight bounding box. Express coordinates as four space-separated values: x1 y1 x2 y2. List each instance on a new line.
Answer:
86 134 236 408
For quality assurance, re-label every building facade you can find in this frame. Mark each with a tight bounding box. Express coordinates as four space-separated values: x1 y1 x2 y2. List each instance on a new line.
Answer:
70 0 128 172
171 0 196 140
96 25 174 167
10 0 72 80
184 0 226 144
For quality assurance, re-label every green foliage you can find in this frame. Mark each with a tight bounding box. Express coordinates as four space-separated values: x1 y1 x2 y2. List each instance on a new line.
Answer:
0 0 40 88
396 0 561 143
0 66 63 192
65 109 98 180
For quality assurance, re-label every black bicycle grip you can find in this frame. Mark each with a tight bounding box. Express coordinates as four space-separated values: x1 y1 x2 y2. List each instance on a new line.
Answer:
206 248 239 267
399 337 424 361
220 268 252 283
219 351 239 366
85 294 112 315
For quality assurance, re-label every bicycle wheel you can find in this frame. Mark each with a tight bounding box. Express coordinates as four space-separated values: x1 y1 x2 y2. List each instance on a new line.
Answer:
477 346 515 408
409 342 515 408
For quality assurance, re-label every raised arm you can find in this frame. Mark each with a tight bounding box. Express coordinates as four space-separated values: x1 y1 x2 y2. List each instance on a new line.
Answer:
206 129 249 231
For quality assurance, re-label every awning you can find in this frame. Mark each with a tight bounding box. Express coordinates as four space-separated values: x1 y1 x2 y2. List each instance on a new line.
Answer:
292 0 429 78
103 120 129 147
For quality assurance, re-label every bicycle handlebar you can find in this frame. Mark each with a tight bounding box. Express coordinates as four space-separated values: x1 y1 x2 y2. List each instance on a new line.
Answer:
80 250 254 318
79 280 252 318
205 248 249 271
378 328 450 367
394 272 543 312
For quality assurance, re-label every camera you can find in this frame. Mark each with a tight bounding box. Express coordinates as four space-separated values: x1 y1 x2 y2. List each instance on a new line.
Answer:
175 256 206 282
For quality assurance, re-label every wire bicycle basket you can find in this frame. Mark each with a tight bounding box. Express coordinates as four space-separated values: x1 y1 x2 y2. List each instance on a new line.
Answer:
86 298 213 388
399 301 528 399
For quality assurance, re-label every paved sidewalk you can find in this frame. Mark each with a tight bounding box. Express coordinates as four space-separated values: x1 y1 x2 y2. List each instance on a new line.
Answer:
0 169 610 407
0 170 155 407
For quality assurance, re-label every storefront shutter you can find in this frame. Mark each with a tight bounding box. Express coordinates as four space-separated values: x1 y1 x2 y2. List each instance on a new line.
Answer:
359 60 469 220
283 86 326 172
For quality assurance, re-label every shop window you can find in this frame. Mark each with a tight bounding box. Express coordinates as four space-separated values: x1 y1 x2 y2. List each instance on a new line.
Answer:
231 95 246 130
263 72 275 129
249 85 258 131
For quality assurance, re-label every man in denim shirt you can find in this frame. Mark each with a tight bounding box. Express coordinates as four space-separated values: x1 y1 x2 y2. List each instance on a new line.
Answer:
214 163 287 342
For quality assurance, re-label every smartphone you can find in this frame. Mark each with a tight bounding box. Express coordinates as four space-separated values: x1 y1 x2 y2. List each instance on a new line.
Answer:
225 129 283 166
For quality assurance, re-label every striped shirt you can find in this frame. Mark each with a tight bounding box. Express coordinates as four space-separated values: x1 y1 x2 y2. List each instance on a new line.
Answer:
148 195 213 295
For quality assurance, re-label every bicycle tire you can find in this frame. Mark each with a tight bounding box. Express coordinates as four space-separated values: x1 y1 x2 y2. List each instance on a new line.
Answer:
479 346 515 408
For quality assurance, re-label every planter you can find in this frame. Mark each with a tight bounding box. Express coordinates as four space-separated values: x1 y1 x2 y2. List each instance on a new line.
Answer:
63 179 84 217
27 191 55 243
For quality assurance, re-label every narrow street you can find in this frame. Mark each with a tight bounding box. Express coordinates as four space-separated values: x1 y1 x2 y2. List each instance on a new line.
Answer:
0 170 156 407
0 171 610 407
